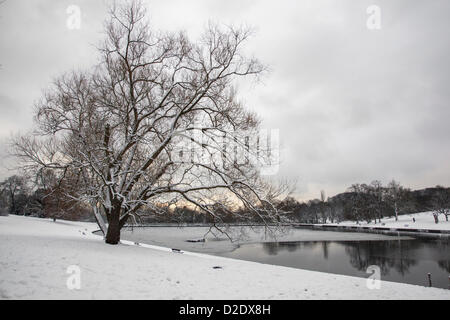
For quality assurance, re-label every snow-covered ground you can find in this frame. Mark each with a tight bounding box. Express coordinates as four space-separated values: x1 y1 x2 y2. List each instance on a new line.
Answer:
1 215 449 299
325 211 450 231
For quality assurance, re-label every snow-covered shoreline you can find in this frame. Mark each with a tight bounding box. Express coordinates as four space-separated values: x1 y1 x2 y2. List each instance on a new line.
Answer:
322 211 450 231
1 215 449 300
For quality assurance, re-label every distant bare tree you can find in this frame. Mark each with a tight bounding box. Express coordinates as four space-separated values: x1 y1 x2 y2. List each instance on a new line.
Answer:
11 1 284 244
386 180 400 221
369 180 384 224
347 184 369 223
0 175 28 215
432 186 450 223
319 190 327 223
327 197 343 223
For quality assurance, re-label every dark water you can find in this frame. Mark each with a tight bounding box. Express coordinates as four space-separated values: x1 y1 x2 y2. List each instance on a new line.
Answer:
219 239 450 289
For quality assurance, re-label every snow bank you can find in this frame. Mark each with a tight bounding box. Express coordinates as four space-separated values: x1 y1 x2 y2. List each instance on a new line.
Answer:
0 215 449 300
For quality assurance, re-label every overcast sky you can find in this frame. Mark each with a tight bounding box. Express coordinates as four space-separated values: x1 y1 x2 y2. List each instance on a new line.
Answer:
0 0 449 201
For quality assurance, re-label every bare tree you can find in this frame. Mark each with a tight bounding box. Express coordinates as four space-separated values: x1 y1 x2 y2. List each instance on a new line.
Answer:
347 184 368 223
432 186 450 223
0 175 28 215
369 180 385 224
386 180 408 221
327 197 343 223
11 1 284 244
319 190 327 223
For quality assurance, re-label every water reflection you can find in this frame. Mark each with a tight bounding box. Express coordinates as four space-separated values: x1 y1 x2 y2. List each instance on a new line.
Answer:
438 260 450 273
343 241 419 276
227 239 450 289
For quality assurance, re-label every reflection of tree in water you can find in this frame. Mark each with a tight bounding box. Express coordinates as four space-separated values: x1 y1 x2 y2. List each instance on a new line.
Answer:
437 260 450 273
261 241 326 256
262 242 299 255
322 242 329 259
343 240 422 276
262 242 279 255
258 239 449 284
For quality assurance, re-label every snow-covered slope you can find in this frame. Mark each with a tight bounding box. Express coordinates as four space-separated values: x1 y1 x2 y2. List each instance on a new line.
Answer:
0 215 449 299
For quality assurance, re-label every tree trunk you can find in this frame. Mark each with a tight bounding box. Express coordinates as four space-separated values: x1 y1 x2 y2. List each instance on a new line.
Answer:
105 216 120 244
394 202 398 221
433 213 439 224
105 206 121 245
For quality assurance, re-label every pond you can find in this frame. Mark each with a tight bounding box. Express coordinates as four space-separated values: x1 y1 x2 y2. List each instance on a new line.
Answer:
218 239 450 289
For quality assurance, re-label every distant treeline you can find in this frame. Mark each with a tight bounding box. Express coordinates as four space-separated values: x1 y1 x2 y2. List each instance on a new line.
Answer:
1 175 449 224
277 181 450 224
0 175 92 221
